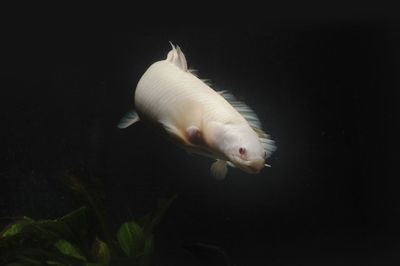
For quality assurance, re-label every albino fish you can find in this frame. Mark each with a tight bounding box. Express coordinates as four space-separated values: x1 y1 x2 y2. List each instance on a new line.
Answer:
118 43 276 180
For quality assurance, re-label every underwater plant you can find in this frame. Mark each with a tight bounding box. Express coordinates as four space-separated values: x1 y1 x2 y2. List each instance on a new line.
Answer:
0 166 176 266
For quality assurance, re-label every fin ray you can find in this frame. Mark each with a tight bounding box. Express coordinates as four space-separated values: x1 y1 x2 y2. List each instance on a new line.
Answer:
117 110 140 128
218 90 277 157
210 160 228 180
226 161 236 168
166 42 188 71
188 68 213 86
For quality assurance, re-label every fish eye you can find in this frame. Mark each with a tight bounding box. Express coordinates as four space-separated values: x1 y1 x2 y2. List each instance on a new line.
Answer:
239 147 246 155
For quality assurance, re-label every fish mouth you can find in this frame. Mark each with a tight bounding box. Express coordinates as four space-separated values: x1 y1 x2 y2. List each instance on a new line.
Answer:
240 164 263 174
231 156 265 174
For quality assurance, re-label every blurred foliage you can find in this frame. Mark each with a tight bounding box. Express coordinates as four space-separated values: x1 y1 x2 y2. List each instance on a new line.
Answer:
0 166 177 266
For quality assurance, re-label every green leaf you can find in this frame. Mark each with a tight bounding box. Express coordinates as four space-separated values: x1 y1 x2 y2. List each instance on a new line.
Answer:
147 194 177 232
54 239 87 261
58 166 112 243
22 216 35 222
58 206 88 243
34 220 75 241
91 236 110 265
59 207 87 229
1 216 35 238
46 261 65 265
117 222 145 257
1 223 26 238
16 255 41 265
135 234 154 266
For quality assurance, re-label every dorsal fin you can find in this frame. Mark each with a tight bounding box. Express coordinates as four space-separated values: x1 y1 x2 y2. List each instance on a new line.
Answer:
166 42 188 71
188 68 213 86
218 90 277 158
166 43 211 86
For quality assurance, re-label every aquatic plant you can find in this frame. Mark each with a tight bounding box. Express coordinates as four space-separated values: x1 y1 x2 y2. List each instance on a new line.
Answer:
0 167 176 266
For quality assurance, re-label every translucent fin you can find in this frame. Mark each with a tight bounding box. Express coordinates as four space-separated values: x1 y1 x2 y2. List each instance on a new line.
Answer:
218 90 277 158
160 119 185 141
166 42 177 61
258 132 277 158
117 110 140 129
166 42 188 71
188 68 212 86
188 68 198 76
166 43 211 85
210 160 228 180
176 45 187 71
226 161 236 168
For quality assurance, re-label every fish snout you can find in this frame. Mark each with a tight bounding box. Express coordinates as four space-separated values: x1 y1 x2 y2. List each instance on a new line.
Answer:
243 158 265 174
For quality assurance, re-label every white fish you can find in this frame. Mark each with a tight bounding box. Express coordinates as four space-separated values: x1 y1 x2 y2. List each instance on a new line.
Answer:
118 42 276 180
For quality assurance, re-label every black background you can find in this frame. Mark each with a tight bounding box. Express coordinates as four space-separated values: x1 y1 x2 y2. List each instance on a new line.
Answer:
1 7 399 265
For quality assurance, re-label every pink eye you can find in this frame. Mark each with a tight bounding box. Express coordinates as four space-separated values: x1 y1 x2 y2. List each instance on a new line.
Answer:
239 147 246 155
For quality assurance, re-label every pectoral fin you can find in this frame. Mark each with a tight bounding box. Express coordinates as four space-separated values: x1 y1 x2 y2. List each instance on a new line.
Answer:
210 160 228 180
117 110 140 128
160 119 185 141
227 161 236 168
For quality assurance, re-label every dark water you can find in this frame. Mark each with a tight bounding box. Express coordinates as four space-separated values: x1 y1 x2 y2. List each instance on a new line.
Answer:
1 12 399 265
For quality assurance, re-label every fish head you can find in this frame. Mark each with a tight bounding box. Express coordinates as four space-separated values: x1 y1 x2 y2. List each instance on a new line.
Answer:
218 124 266 174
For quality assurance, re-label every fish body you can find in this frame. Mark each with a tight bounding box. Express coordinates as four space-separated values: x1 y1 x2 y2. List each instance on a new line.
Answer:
119 43 276 179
